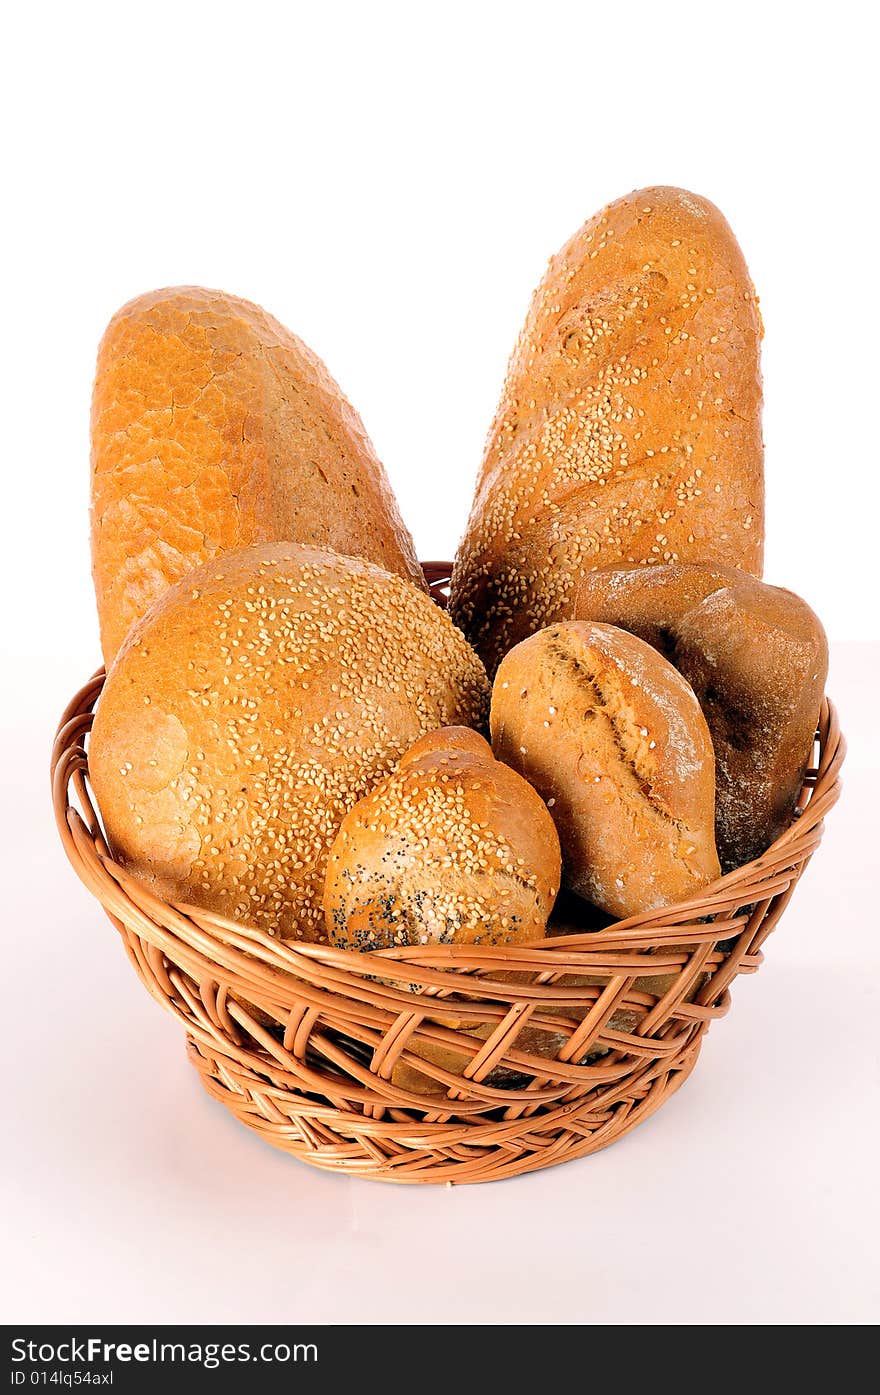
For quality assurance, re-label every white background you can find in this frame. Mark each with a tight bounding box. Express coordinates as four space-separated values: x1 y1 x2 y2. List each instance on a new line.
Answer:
3 0 879 1327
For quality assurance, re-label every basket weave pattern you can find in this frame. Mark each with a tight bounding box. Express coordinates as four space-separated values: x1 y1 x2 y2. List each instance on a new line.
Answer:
52 565 844 1185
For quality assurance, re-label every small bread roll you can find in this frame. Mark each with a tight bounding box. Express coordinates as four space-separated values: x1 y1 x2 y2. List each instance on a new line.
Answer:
91 286 425 664
398 726 492 766
566 562 737 657
490 622 720 917
89 544 489 942
673 582 827 867
324 727 561 950
547 562 828 867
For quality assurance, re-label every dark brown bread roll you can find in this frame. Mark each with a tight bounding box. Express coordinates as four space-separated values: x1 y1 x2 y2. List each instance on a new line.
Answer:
490 621 720 916
543 562 828 867
450 186 764 674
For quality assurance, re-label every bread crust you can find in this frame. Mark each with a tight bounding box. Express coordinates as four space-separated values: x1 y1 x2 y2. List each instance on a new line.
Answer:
548 562 828 867
450 186 764 673
89 544 488 942
324 727 561 950
490 621 719 916
673 581 827 867
91 286 424 663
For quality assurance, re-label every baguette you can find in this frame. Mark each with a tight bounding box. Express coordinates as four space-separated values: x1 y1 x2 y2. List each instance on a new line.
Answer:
91 286 424 663
450 186 764 672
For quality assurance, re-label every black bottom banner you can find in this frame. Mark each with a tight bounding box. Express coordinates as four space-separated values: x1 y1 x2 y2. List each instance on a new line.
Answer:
5 1326 547 1391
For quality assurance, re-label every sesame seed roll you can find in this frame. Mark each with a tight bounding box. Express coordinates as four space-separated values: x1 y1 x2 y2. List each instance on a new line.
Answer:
324 727 561 950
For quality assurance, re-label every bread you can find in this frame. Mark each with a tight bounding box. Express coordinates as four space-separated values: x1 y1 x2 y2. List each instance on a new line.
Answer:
564 561 737 657
397 725 492 765
673 582 827 867
548 562 828 867
490 621 720 916
91 286 424 664
89 543 489 942
450 185 764 673
324 727 561 949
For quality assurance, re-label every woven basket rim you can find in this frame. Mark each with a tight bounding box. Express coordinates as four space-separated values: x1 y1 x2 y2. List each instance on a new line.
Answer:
51 659 845 979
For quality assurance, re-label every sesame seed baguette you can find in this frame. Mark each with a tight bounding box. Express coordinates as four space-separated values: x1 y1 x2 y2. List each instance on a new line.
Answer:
451 186 764 674
490 621 720 917
89 544 489 944
91 286 425 666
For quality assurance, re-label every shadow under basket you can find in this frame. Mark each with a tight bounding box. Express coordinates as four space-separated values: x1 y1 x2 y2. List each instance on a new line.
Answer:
51 564 844 1185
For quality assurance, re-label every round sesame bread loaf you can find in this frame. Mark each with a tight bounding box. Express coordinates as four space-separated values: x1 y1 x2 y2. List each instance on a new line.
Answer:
490 621 720 917
324 727 561 950
546 562 828 869
89 545 489 943
91 286 425 665
450 185 764 674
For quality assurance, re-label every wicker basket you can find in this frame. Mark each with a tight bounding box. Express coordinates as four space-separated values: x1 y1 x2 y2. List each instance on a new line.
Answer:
51 564 844 1185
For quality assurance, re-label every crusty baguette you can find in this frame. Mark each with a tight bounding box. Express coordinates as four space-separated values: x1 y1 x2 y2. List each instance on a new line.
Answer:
450 186 764 672
91 286 424 663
